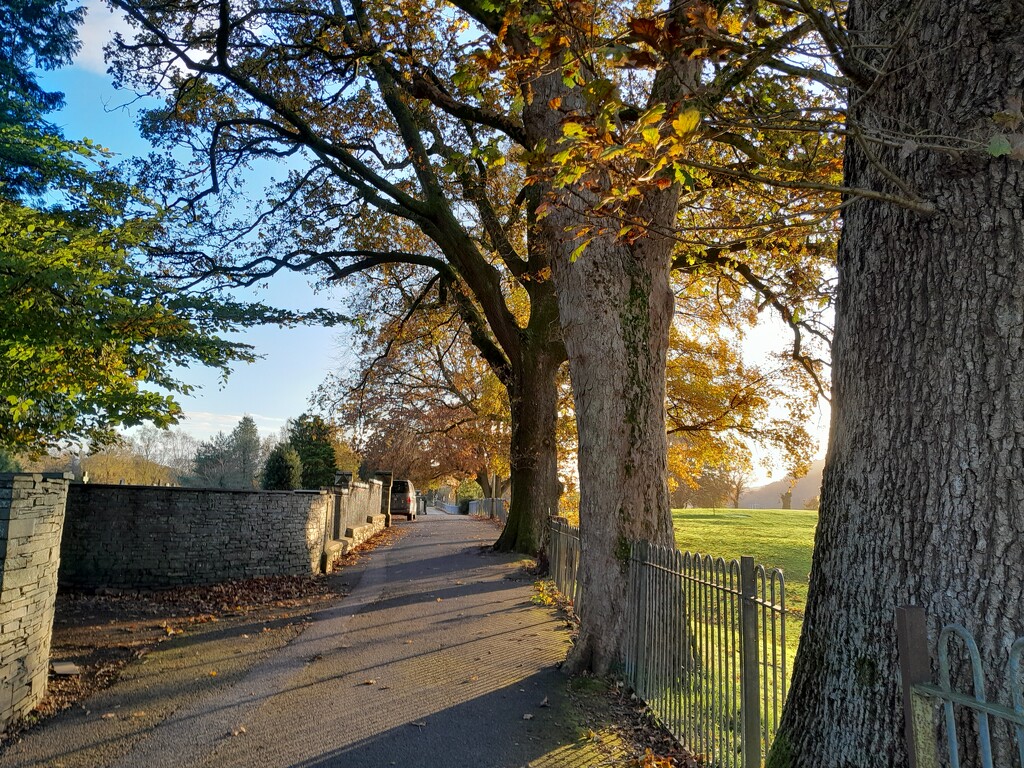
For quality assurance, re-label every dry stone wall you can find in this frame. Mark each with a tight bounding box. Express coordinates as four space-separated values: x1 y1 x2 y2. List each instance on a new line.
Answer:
334 480 383 539
321 479 386 568
60 485 334 589
0 473 70 735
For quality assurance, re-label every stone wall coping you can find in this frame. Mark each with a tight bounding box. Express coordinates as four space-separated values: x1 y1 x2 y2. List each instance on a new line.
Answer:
0 472 73 482
71 483 334 496
332 479 383 490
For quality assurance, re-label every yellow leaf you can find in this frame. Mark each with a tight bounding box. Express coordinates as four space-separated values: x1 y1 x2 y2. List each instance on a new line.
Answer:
562 122 587 139
672 108 701 136
721 13 743 35
599 144 626 160
642 126 661 145
570 238 591 262
638 103 666 126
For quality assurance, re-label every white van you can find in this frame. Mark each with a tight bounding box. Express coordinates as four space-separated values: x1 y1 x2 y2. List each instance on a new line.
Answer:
390 479 417 520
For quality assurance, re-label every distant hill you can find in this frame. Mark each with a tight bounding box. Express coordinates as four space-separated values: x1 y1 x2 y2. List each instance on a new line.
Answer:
740 459 825 509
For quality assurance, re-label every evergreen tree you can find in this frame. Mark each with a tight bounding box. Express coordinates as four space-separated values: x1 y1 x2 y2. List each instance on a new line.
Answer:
287 414 339 489
192 431 235 488
0 0 84 198
191 415 265 488
230 415 262 489
261 444 302 491
0 448 22 473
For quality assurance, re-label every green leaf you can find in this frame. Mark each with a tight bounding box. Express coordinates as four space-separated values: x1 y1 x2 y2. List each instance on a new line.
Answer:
569 238 591 262
988 134 1013 157
674 164 697 190
637 104 666 127
562 122 587 140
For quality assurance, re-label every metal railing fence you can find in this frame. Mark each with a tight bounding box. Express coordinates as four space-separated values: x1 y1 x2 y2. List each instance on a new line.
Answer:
547 520 789 767
898 605 1024 768
549 517 581 610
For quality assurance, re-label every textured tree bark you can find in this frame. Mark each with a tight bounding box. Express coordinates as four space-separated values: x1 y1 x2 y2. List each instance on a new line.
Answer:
519 62 682 672
552 230 677 674
426 184 566 558
509 0 700 673
495 347 563 554
770 2 1024 765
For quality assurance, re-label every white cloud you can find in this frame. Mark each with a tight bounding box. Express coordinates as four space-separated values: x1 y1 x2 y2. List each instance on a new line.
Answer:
74 2 135 75
178 412 289 441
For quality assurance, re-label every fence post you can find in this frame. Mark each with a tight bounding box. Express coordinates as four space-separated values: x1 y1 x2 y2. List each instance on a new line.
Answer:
624 540 636 686
632 541 647 697
739 555 761 768
896 605 941 768
550 518 559 591
557 519 565 594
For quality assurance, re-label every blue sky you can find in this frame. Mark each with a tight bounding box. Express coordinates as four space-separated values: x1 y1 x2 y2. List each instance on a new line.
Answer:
39 3 352 441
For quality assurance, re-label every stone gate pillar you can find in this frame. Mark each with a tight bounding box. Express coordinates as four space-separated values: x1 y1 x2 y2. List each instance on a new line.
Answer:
0 473 70 734
374 471 393 527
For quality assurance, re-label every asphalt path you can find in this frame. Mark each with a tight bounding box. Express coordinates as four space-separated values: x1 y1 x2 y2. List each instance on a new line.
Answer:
2 511 621 768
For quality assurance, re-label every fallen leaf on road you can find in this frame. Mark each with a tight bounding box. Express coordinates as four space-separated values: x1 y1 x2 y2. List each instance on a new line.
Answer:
101 713 116 720
466 675 479 683
131 711 147 718
411 721 427 728
523 713 534 720
436 598 443 602
209 670 218 677
360 679 377 686
539 697 550 707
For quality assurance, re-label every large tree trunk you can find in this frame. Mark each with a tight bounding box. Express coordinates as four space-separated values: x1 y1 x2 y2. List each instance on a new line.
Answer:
521 61 680 673
770 3 1024 765
552 231 677 675
513 1 699 674
495 345 563 554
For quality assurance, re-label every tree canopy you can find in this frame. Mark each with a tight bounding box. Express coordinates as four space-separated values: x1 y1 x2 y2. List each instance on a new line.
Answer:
0 0 85 197
106 0 838 670
287 413 342 489
262 442 302 490
192 415 266 488
0 2 343 453
321 281 516 489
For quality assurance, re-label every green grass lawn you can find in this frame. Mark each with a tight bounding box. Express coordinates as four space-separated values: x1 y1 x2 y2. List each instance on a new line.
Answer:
663 507 815 749
672 507 817 617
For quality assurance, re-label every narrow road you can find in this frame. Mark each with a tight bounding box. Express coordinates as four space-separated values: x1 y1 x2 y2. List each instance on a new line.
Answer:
2 513 625 768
